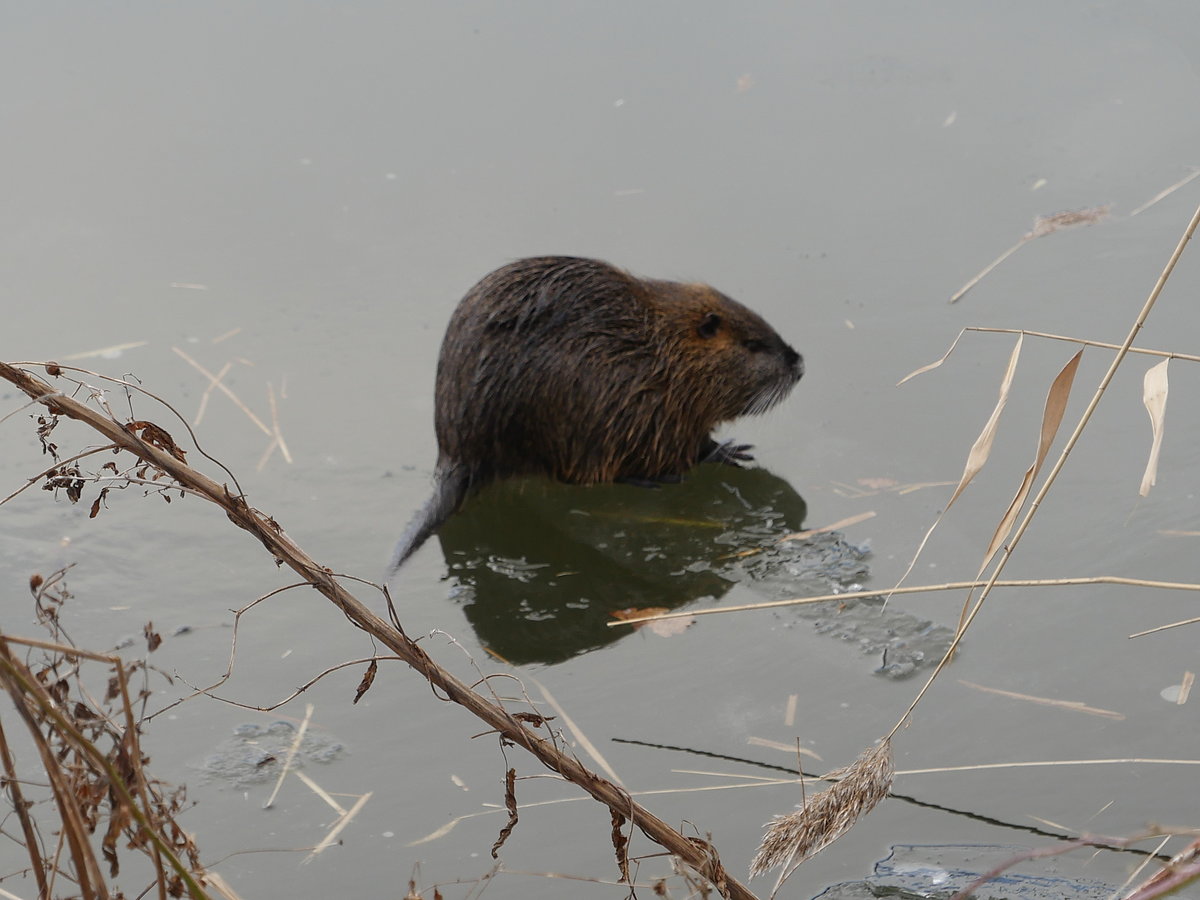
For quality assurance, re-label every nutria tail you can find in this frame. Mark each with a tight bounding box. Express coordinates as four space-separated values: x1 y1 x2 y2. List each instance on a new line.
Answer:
386 464 470 577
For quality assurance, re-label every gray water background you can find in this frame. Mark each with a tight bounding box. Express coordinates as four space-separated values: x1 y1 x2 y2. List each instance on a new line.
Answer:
2 3 1200 898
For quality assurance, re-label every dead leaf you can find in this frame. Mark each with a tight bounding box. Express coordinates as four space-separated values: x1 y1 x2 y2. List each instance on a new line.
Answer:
1139 358 1169 496
125 420 187 462
353 659 378 704
611 607 668 624
611 608 694 637
897 329 966 384
979 349 1082 573
490 768 518 859
611 810 630 882
144 622 162 653
946 334 1023 509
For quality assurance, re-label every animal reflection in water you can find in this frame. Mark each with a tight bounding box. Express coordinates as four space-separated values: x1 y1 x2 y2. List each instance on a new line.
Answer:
440 466 816 666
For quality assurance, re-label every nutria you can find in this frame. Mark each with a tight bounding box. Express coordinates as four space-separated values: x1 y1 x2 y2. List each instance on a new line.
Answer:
387 256 803 574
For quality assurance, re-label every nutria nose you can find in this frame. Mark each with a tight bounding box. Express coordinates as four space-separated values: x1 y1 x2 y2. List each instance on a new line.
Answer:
784 345 804 376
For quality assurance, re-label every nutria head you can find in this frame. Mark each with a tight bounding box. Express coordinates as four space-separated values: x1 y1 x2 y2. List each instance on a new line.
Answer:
388 256 802 574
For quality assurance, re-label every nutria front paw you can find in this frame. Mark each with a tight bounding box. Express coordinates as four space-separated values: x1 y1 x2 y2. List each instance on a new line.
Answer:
703 439 756 467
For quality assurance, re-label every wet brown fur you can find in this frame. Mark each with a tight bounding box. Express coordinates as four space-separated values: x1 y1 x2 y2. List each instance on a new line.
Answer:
389 256 803 572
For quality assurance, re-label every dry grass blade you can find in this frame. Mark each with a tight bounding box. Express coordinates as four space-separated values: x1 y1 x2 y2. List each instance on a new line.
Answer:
949 205 1109 303
199 871 245 900
1120 836 1200 900
747 737 823 762
172 346 271 436
957 679 1123 720
193 361 232 428
777 511 876 543
749 740 893 886
947 334 1022 508
1130 615 1200 638
1131 167 1200 216
977 349 1082 579
949 236 1030 303
883 334 1022 608
897 328 967 384
532 676 624 787
608 574 1200 627
62 340 149 360
303 790 372 863
1177 671 1194 705
964 326 1200 363
263 702 313 809
1139 359 1169 496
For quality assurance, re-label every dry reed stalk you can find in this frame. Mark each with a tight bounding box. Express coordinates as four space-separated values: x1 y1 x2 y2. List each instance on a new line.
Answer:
62 341 149 360
193 360 233 427
0 360 761 900
304 789 373 863
171 346 272 435
263 702 314 809
960 326 1200 364
949 206 1110 303
530 676 624 787
1131 168 1200 216
607 574 1200 627
0 716 49 898
956 679 1123 719
1131 615 1200 637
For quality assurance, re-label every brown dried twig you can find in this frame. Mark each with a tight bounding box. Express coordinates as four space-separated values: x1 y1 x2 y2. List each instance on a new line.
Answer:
949 205 1111 303
0 360 761 900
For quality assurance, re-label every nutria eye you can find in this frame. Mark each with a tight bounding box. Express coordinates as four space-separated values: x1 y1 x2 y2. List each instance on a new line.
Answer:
697 313 722 339
743 338 767 353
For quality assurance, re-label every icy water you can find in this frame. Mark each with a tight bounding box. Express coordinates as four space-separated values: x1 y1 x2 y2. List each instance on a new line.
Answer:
3 3 1200 898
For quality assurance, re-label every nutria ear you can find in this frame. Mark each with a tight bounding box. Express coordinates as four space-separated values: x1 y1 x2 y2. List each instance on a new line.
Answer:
697 312 722 339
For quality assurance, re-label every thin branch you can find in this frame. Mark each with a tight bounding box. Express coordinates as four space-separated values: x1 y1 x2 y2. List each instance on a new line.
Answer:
964 326 1200 363
0 360 760 900
607 575 1200 626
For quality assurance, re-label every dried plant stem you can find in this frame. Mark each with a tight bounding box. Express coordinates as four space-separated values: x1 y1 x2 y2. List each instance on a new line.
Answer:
1131 167 1200 216
0 635 211 900
949 236 1031 302
263 703 314 810
172 346 272 436
964 327 1200 363
887 199 1200 744
0 716 49 898
0 361 758 900
607 574 1200 626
